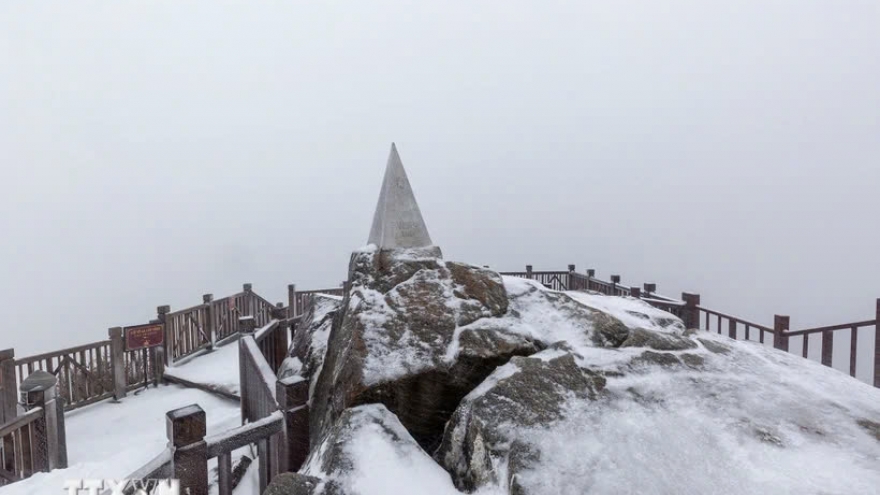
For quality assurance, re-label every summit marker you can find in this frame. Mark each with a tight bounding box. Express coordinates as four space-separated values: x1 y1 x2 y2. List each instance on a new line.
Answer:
367 143 433 249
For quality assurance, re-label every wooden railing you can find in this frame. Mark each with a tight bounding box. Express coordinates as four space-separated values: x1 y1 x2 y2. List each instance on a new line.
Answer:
287 284 345 319
503 265 880 388
0 407 45 486
13 340 114 411
254 320 289 375
0 375 67 487
163 284 280 364
146 331 309 495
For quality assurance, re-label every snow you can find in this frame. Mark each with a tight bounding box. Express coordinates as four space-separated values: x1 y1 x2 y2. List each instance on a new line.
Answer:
0 385 240 495
164 340 241 397
242 337 277 400
565 289 685 332
307 404 503 495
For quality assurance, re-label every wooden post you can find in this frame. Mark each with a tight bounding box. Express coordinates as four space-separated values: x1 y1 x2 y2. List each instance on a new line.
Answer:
288 284 296 320
167 404 208 495
158 305 171 366
630 287 641 299
0 348 16 474
204 294 215 351
681 293 701 330
239 316 256 334
274 304 289 369
774 315 790 352
277 377 310 473
243 284 253 318
643 283 656 295
875 299 880 387
108 327 127 401
587 269 595 291
611 275 621 296
567 264 576 291
821 329 834 368
729 319 737 340
0 349 16 424
20 371 67 471
525 265 533 280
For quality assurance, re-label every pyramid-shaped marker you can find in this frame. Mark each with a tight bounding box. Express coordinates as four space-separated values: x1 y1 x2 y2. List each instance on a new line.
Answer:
367 143 433 249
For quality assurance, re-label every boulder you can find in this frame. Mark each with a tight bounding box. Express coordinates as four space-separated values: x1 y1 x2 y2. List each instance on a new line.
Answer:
436 350 606 493
301 404 461 494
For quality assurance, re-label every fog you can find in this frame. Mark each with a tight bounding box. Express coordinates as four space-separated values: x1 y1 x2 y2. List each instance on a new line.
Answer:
2 2 878 362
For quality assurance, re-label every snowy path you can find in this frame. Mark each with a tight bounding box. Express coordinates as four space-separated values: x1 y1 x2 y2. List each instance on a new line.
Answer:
164 342 241 398
0 384 241 495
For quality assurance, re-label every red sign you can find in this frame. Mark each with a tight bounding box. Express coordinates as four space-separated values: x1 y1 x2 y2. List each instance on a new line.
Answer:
125 323 164 351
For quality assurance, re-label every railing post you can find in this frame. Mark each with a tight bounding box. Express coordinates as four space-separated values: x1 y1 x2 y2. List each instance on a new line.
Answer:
158 305 171 366
773 315 790 352
587 269 595 291
108 327 127 401
167 404 208 495
611 275 621 296
20 371 67 471
203 294 215 351
277 377 309 473
239 316 256 335
288 284 296 320
243 284 253 318
526 265 533 280
630 287 641 299
643 283 656 295
567 264 576 291
0 349 16 424
874 299 880 387
274 304 290 369
681 293 701 330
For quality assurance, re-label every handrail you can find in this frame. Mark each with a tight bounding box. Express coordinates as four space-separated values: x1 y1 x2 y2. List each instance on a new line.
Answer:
165 302 210 319
254 320 280 343
697 306 774 332
250 292 278 310
0 407 43 438
641 297 687 307
785 320 877 337
15 340 111 365
297 288 344 295
205 411 284 458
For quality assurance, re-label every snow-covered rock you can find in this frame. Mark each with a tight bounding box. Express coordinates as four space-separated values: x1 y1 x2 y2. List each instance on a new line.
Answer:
310 247 546 450
289 293 342 395
437 348 607 493
297 261 880 495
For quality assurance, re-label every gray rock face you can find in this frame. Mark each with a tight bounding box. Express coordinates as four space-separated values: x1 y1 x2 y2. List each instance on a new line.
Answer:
437 350 606 492
620 327 698 351
263 473 342 495
367 143 433 249
310 247 538 452
290 294 342 388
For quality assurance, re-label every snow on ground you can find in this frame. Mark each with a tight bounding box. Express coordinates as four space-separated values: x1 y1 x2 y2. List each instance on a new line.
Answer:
164 341 241 397
509 330 880 494
0 384 240 495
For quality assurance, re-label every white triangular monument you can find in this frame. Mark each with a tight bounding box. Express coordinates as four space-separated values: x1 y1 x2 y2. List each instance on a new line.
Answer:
368 143 433 249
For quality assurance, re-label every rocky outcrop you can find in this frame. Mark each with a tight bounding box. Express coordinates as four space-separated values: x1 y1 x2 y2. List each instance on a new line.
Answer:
436 349 606 493
310 247 541 452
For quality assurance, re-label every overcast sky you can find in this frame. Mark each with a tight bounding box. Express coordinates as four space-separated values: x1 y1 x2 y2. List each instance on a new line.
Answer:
1 1 878 377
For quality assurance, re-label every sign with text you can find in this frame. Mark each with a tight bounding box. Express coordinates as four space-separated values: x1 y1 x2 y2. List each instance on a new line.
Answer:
124 323 164 351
